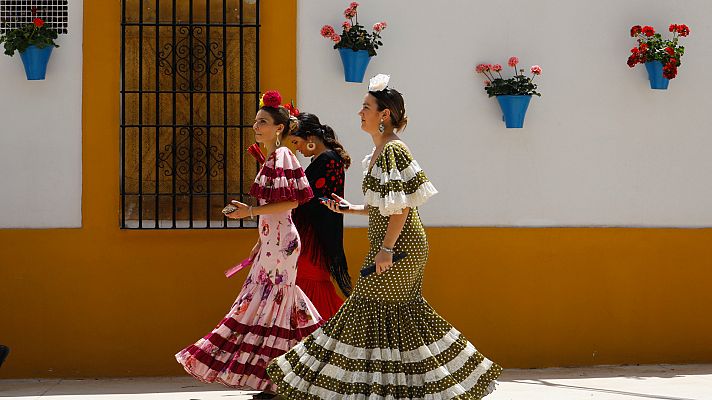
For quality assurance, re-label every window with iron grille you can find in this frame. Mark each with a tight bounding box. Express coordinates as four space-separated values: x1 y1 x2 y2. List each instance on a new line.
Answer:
0 0 68 34
120 0 260 229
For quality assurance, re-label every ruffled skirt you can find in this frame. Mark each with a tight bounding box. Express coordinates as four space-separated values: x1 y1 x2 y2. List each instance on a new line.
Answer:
296 250 344 321
176 281 321 391
267 293 501 399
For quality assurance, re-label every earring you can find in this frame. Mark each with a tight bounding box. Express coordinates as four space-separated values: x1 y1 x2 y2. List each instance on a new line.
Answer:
378 120 385 134
306 142 316 151
276 132 281 147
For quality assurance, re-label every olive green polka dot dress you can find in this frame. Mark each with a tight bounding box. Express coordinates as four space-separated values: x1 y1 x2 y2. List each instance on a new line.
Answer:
267 141 502 399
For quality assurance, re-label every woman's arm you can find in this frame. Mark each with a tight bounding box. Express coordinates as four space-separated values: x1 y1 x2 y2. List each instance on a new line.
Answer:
374 207 410 274
342 204 370 216
226 200 298 219
322 194 369 216
382 208 409 249
252 200 298 216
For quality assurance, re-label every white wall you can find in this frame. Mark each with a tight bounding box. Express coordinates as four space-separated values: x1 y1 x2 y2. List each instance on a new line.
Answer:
0 1 83 228
297 0 712 227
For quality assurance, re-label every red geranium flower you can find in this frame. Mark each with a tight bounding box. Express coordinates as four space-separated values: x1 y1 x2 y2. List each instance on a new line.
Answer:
669 24 678 33
33 17 44 28
373 22 387 33
344 5 357 19
320 25 335 38
630 25 642 37
663 64 677 79
677 24 690 37
627 54 639 68
508 56 519 68
639 43 649 53
665 46 675 56
642 26 655 37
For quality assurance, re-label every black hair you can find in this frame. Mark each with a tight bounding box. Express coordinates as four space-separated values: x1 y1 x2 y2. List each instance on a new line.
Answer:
291 112 351 169
368 87 408 132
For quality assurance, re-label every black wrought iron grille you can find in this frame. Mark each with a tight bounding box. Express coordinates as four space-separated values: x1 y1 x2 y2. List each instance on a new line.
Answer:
0 0 68 34
120 0 260 229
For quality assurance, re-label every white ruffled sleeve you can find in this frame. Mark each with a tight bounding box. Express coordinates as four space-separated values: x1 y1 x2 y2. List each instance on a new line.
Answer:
362 143 437 216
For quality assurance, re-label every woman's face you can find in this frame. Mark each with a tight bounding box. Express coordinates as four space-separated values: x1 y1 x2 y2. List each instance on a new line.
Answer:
253 109 283 145
358 94 386 134
290 135 314 157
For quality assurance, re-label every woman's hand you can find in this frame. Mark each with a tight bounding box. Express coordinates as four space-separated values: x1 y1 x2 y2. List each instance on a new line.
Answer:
321 193 352 214
226 200 251 219
374 249 393 275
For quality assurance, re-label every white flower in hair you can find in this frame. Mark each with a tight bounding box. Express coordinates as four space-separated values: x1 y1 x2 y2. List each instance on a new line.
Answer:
369 74 390 92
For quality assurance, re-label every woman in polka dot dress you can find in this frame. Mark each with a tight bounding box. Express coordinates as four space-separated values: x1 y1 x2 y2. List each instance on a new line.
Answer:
288 112 353 320
266 76 502 399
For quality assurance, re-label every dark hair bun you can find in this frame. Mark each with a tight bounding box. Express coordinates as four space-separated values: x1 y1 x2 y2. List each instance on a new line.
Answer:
369 88 408 132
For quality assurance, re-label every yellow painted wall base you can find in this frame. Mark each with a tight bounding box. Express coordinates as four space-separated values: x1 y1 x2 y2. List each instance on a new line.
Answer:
1 0 712 379
2 227 712 378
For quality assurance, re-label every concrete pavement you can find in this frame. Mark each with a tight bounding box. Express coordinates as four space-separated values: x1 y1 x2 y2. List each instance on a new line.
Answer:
1 364 710 399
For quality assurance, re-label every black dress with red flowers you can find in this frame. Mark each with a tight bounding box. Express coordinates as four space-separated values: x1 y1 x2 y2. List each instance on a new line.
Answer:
292 150 351 320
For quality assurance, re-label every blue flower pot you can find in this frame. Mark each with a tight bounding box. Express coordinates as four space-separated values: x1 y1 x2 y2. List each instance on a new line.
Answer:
19 45 54 80
496 95 532 129
338 48 372 83
645 61 669 90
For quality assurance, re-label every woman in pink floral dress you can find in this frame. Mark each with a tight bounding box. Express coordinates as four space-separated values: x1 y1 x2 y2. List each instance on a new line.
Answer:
175 90 322 398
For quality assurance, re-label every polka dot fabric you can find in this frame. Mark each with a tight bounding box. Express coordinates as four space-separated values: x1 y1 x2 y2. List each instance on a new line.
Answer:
267 142 502 399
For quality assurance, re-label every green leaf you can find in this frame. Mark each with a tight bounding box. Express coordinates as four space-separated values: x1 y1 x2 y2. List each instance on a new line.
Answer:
0 23 59 56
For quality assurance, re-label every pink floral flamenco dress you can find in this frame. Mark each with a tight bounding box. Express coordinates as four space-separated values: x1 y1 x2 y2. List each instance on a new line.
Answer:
176 146 323 391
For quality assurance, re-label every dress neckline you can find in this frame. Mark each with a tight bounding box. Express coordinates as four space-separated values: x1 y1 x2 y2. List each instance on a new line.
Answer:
367 140 407 175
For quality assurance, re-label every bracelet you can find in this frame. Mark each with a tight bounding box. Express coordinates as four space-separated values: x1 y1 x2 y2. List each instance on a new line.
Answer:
249 206 254 218
380 245 394 254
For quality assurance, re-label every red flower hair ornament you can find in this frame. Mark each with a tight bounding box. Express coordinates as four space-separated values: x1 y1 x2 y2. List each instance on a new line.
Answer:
283 101 300 117
259 90 282 108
